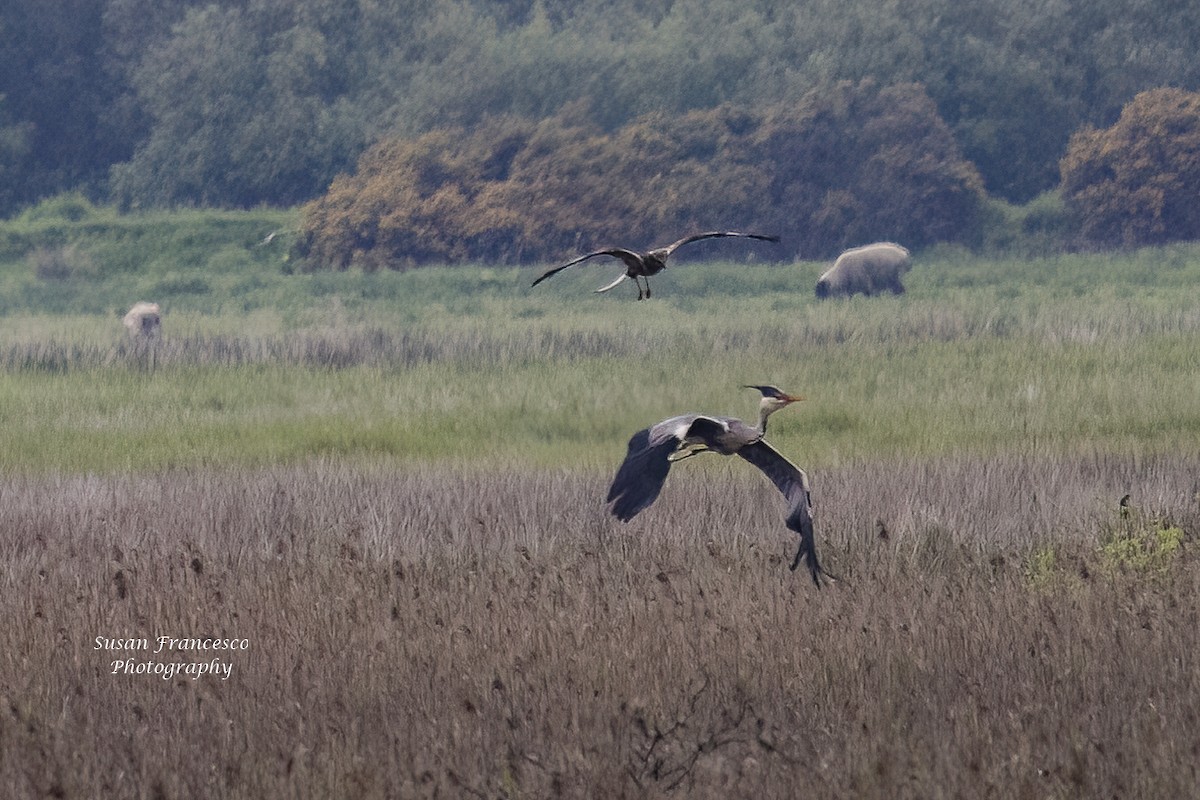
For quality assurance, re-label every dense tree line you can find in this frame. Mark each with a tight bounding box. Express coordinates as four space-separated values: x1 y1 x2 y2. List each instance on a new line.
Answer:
4 0 1200 251
295 81 983 265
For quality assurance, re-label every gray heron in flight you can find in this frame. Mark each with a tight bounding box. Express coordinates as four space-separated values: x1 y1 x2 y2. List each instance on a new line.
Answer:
606 385 829 585
531 231 780 300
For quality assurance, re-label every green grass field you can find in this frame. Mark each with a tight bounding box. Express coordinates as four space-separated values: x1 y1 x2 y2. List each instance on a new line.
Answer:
2 216 1200 474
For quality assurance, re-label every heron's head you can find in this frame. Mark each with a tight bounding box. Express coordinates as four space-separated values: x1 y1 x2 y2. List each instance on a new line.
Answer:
744 384 805 414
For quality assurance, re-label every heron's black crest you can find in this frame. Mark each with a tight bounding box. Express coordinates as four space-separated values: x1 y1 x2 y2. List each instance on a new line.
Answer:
743 384 787 399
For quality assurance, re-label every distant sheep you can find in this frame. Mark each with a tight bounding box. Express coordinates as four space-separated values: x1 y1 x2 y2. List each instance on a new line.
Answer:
814 242 911 299
123 302 161 338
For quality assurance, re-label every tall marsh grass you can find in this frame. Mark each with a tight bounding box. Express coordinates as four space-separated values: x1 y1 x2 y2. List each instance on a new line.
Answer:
2 458 1197 797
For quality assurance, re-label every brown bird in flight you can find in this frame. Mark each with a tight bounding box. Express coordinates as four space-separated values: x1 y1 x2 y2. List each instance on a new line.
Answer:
531 231 781 300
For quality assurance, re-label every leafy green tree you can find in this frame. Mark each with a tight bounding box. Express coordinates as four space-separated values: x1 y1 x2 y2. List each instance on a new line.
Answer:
0 95 34 217
110 2 363 208
0 0 129 209
1060 88 1200 248
4 0 1200 218
920 13 1083 203
1071 2 1200 121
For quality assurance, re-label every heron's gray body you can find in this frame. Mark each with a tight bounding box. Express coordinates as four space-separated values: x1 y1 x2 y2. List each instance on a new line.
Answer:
815 242 911 299
605 387 825 584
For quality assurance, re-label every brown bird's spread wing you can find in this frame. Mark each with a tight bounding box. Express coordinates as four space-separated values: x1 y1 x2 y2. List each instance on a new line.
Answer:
531 248 642 287
736 440 826 586
657 231 781 258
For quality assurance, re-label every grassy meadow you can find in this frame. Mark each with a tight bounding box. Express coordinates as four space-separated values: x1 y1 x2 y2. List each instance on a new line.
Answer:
2 207 1200 797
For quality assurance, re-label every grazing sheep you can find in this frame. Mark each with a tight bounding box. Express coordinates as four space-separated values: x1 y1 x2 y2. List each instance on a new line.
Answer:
814 242 911 299
123 302 161 338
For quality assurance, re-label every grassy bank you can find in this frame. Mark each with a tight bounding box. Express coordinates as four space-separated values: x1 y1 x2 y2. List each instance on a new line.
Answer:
1 288 1198 473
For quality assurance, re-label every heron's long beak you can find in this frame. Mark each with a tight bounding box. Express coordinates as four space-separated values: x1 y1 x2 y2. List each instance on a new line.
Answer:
782 393 806 403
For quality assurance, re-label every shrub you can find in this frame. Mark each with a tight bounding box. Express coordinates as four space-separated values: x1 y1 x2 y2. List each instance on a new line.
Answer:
295 83 985 269
1099 517 1185 576
294 118 540 270
1060 88 1200 248
16 192 99 224
748 81 985 256
1024 545 1059 587
1091 494 1188 578
976 191 1071 255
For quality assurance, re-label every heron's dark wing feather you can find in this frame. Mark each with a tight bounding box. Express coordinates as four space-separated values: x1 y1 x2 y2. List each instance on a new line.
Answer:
684 415 730 442
658 231 782 258
606 426 678 522
531 248 642 287
737 440 825 586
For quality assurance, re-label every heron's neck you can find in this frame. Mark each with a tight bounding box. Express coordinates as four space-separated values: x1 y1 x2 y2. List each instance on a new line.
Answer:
757 403 774 435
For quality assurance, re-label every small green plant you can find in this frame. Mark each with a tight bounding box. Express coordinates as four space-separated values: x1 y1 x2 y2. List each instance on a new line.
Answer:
1025 545 1059 586
1098 509 1185 575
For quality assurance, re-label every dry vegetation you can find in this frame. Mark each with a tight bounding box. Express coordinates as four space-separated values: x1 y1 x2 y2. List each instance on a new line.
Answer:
3 456 1198 798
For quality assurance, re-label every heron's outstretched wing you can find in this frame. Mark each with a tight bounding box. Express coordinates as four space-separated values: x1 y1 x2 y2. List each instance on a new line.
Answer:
658 231 781 258
606 426 678 521
736 440 826 586
531 248 642 287
607 414 727 521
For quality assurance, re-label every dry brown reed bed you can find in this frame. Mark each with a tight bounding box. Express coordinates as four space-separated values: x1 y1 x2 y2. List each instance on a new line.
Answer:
3 454 1199 798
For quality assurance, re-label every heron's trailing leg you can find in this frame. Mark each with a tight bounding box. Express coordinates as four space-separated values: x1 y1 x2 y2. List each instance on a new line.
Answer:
791 539 837 584
789 541 806 572
668 442 710 462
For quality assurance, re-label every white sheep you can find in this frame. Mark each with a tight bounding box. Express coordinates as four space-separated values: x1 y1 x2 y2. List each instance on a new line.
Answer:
123 302 162 338
815 242 912 299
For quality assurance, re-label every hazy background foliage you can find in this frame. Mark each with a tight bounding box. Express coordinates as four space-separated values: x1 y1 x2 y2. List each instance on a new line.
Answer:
1061 88 1200 248
5 0 1200 255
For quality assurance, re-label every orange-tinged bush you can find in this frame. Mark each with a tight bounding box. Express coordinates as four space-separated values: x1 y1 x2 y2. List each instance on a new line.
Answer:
1061 88 1200 248
295 83 984 268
